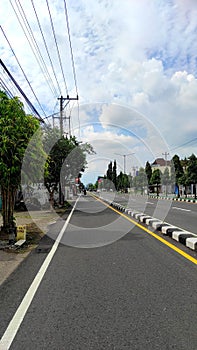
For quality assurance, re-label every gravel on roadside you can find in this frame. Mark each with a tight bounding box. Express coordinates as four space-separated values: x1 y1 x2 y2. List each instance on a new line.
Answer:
0 209 59 287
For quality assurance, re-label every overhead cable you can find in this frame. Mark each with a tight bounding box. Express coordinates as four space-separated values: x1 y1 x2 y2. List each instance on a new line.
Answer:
30 0 62 96
170 137 197 152
0 58 44 122
0 76 14 98
11 0 59 97
0 26 46 117
63 0 78 97
46 0 69 96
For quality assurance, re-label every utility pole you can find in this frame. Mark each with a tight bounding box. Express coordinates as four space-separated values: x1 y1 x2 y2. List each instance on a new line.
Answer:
162 152 170 197
57 95 78 205
162 152 169 166
58 95 78 137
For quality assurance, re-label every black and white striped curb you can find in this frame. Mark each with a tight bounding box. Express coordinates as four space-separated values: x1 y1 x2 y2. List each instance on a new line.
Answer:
100 197 197 252
149 195 197 203
130 193 197 203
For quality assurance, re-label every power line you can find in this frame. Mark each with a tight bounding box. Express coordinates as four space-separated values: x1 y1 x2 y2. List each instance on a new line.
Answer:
170 138 197 152
46 0 69 96
11 0 58 97
30 0 62 96
0 25 46 117
63 0 78 96
63 0 80 137
0 58 44 122
0 76 14 98
0 67 34 115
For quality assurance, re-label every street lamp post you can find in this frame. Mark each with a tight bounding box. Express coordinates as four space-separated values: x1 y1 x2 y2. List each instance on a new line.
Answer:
115 153 135 174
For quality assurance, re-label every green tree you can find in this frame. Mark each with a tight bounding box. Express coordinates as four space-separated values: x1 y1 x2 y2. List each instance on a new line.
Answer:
181 157 188 172
86 183 96 191
162 167 170 195
171 154 184 197
145 161 152 193
137 167 148 194
0 91 40 231
112 160 117 189
44 132 94 204
106 161 113 181
117 171 130 192
150 169 161 196
186 154 197 198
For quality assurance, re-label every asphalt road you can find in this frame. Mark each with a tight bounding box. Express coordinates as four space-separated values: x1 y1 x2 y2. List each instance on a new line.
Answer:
101 192 197 233
0 194 196 350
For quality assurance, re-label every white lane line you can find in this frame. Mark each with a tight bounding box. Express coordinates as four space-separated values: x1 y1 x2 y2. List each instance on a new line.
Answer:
172 206 191 212
145 201 154 205
0 196 79 350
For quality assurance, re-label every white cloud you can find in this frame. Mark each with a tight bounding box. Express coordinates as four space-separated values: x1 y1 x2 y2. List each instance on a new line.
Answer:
1 0 197 182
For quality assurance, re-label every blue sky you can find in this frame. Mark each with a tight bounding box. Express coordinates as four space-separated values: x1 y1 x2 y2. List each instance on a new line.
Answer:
0 0 197 184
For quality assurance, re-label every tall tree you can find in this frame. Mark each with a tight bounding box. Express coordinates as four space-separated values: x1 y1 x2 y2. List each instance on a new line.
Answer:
137 167 148 194
145 161 152 190
44 132 94 204
112 160 117 189
150 169 161 196
106 161 113 181
117 171 130 192
162 167 170 195
171 154 184 197
0 91 40 232
186 154 197 198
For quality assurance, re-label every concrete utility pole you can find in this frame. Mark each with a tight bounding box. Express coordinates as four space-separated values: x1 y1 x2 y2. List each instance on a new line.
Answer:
162 152 170 196
162 152 169 166
58 95 78 137
57 95 78 205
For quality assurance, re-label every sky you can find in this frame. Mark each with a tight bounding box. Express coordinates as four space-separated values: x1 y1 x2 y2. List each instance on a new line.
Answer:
0 0 197 185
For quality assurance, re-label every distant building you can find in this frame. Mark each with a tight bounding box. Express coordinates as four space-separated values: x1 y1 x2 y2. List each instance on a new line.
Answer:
151 158 171 174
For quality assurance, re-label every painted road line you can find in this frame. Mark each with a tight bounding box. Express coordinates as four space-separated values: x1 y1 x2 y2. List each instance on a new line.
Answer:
172 207 191 212
0 197 80 350
91 194 197 266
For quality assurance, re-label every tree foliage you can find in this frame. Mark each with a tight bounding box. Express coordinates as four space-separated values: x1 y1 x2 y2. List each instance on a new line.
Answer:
116 171 130 192
106 161 113 181
133 167 148 194
171 154 184 196
105 160 117 190
0 91 40 230
43 129 95 203
145 161 152 185
186 154 197 198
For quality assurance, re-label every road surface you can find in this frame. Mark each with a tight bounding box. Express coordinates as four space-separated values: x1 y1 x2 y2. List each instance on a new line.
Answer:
0 194 196 349
101 192 197 233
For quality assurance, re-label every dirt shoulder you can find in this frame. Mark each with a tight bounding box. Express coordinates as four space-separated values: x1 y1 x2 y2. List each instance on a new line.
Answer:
0 209 59 286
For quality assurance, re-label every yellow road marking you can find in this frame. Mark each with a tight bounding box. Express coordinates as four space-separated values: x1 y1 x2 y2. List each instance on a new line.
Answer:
91 193 197 266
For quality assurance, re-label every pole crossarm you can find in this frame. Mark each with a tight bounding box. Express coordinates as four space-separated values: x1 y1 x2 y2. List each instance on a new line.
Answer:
58 95 79 136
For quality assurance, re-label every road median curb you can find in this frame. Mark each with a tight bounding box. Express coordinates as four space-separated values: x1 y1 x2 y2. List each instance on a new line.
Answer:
100 196 197 252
